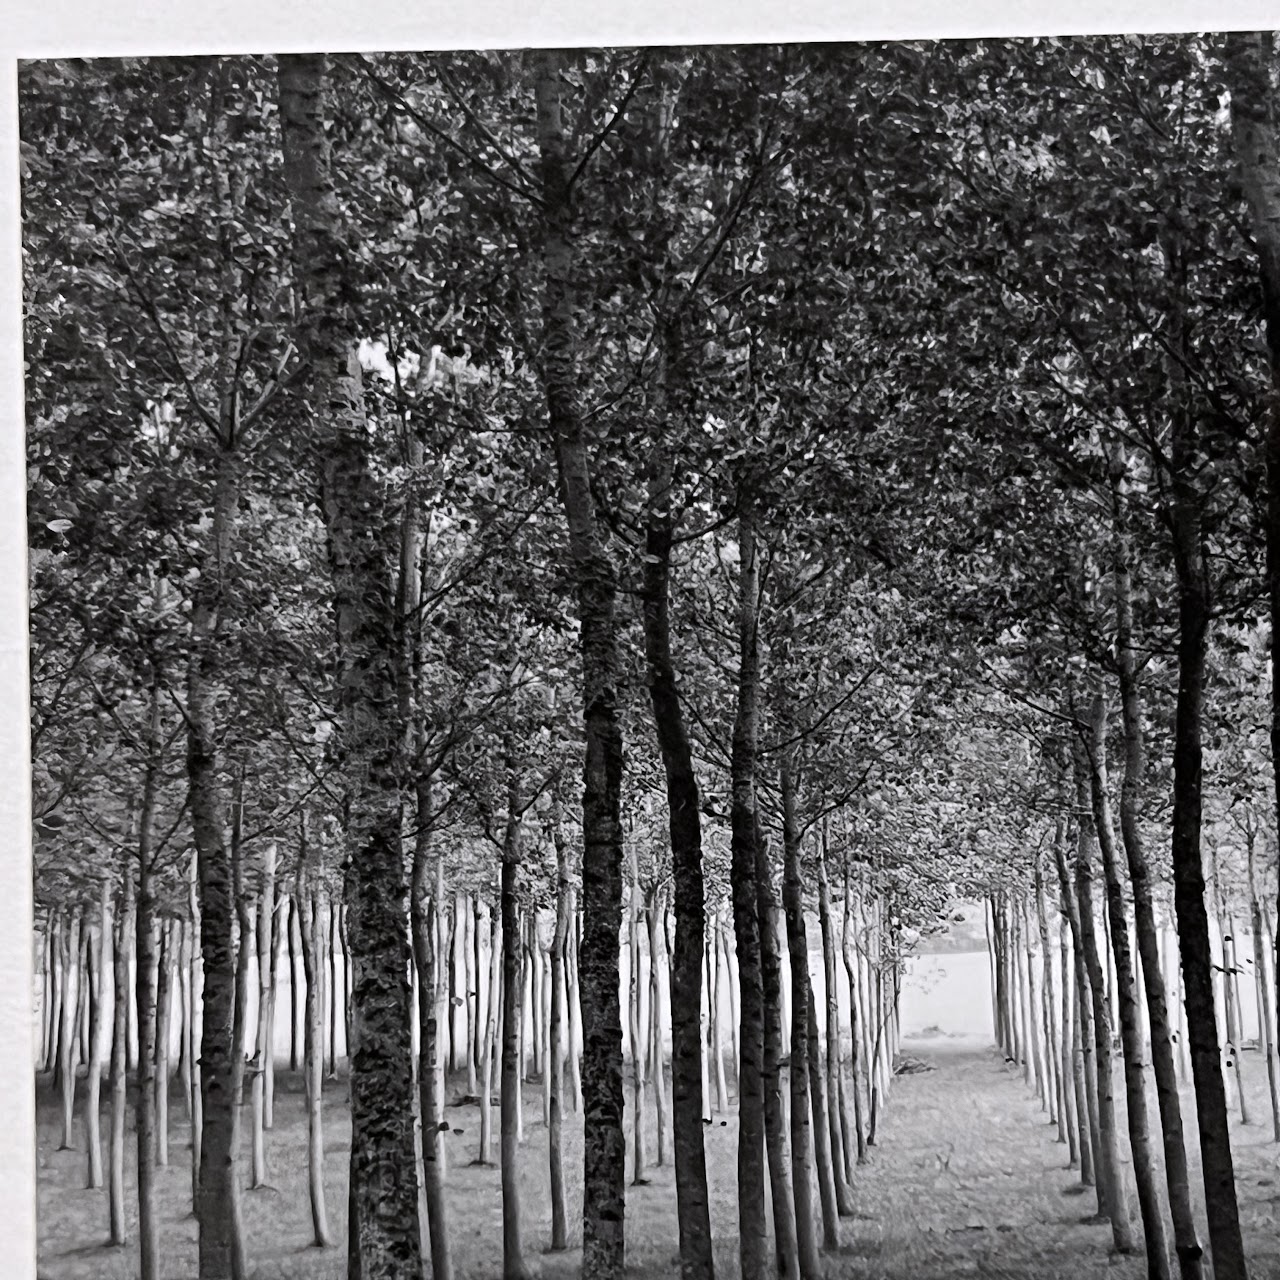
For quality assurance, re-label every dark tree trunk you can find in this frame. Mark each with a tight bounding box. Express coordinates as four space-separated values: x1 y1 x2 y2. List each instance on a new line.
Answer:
756 809 799 1280
1109 443 1204 1280
1226 39 1280 1169
411 780 452 1280
782 761 822 1278
500 789 531 1280
1162 242 1250 1278
726 493 769 1280
531 50 627 1280
278 54 422 1280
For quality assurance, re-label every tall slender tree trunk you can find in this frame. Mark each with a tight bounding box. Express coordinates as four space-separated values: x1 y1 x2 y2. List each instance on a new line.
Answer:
500 792 531 1280
1162 232 1250 1279
1055 825 1101 1198
1109 444 1204 1280
724 490 769 1280
756 809 799 1280
532 51 626 1278
479 911 501 1166
1072 744 1135 1253
279 54 422 1280
1087 692 1171 1278
296 826 332 1248
629 841 649 1186
56 910 80 1150
411 777 452 1280
109 873 130 1247
549 821 570 1251
85 881 109 1189
135 666 166 1280
1226 38 1280 1170
782 762 822 1278
156 917 176 1169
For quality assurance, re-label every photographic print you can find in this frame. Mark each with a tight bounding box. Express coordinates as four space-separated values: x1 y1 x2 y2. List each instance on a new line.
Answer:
18 30 1280 1280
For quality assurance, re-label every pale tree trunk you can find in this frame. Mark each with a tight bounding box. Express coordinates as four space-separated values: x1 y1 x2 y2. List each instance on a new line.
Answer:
1086 692 1171 1279
629 842 648 1185
248 866 268 1188
500 791 531 1280
817 838 854 1185
265 878 283 1130
57 909 80 1151
840 869 868 1166
135 673 166 1280
296 831 332 1248
85 881 110 1189
549 823 570 1251
700 938 712 1123
647 887 670 1168
1248 834 1280 1142
478 911 501 1166
109 873 131 1247
187 855 203 1208
806 987 841 1251
1033 867 1066 1144
782 763 822 1278
756 809 799 1280
411 780 451 1280
471 898 484 1099
1055 826 1101 1199
156 918 176 1169
289 895 300 1073
279 53 422 1280
712 926 729 1112
1072 746 1135 1253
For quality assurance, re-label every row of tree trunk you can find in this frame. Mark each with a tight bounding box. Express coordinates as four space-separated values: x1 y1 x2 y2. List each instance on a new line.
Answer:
41 847 902 1280
988 799 1280 1280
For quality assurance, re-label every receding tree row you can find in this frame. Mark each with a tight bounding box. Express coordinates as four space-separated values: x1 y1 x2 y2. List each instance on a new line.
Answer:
35 829 912 1279
23 29 1280 1280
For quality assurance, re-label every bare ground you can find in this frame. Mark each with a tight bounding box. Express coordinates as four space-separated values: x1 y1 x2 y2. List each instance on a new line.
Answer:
36 1036 1280 1278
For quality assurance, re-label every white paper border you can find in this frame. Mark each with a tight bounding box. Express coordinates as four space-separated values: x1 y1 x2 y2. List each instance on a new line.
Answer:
3 4 1275 1279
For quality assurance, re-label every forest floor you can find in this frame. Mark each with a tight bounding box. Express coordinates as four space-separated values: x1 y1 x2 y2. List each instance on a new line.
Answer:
36 1034 1280 1279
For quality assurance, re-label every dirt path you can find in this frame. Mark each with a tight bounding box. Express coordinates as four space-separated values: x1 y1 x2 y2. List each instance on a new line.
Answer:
835 1036 1280 1280
36 1036 1280 1278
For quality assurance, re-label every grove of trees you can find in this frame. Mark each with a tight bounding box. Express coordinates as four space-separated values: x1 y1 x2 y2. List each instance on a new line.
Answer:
21 29 1280 1280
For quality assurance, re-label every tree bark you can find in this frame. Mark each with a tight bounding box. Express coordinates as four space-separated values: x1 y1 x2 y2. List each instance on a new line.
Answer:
500 790 531 1280
84 882 109 1189
108 876 130 1246
531 50 626 1279
411 779 452 1280
1226 38 1280 1151
1163 253 1249 1278
297 824 332 1248
782 762 822 1278
1072 744 1135 1253
726 492 769 1280
1086 693 1171 1278
1109 444 1205 1280
549 821 570 1251
756 810 799 1280
279 53 422 1280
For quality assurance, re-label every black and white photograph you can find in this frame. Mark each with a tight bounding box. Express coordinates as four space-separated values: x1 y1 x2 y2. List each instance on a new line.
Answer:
16 19 1280 1280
